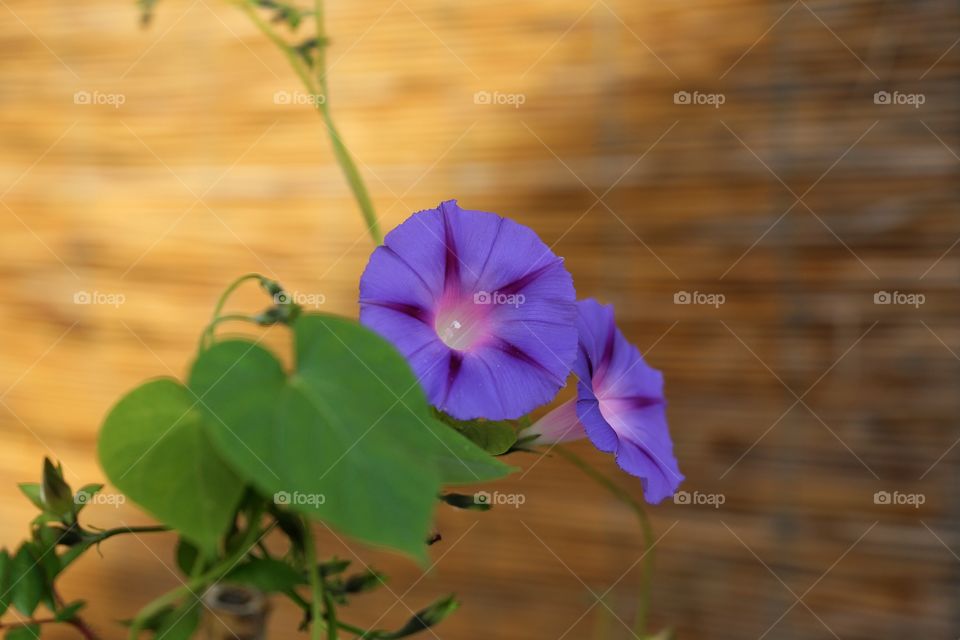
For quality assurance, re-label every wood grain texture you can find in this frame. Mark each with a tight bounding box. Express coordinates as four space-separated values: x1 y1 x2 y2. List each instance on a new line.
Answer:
1 0 959 637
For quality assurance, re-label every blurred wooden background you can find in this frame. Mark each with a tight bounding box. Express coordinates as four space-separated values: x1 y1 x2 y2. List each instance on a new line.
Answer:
1 0 959 637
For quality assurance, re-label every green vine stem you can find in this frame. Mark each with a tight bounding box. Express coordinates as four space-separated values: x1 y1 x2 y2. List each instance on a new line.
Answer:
57 524 172 570
311 0 381 245
301 519 335 640
87 524 171 542
552 445 655 638
200 272 266 349
200 314 261 350
231 0 382 245
0 617 97 640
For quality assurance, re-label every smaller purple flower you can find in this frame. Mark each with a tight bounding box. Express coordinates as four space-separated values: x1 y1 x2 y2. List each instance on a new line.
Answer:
359 200 577 420
529 299 683 503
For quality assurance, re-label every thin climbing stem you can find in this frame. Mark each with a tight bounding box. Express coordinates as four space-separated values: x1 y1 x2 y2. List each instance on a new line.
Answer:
553 445 655 638
200 314 261 350
234 1 317 92
199 272 267 349
58 524 171 573
209 273 265 322
90 524 170 541
231 0 382 245
312 0 381 245
301 518 336 640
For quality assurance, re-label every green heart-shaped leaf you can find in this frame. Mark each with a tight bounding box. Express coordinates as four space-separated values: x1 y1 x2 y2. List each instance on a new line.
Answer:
190 314 511 559
98 379 245 550
291 316 512 486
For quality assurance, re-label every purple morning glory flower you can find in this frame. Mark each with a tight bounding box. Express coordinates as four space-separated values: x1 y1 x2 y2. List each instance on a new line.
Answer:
529 299 683 503
359 200 577 420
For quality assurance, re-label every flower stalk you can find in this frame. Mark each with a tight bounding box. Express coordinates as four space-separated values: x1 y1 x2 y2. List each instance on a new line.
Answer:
230 0 382 245
553 445 655 638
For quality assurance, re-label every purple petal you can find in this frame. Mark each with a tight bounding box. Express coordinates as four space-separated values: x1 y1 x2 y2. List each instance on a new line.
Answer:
573 299 683 503
576 382 621 454
359 200 577 420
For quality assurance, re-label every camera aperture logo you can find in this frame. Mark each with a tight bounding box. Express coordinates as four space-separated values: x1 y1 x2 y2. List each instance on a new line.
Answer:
674 90 725 108
274 491 326 507
474 290 525 308
474 490 525 508
274 291 326 308
873 290 924 308
74 290 126 308
673 490 725 509
674 290 725 308
473 91 526 108
874 490 924 508
873 91 925 109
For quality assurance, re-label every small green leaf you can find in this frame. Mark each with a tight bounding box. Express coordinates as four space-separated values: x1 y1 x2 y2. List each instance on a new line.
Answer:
154 600 201 640
174 538 202 576
98 379 246 551
33 526 63 584
327 569 385 598
439 493 491 511
5 624 39 640
17 484 45 512
57 538 96 573
0 550 11 616
382 594 459 638
121 605 175 632
507 433 542 453
73 484 104 514
317 557 350 578
41 458 74 520
226 558 304 593
10 545 44 616
55 599 86 622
